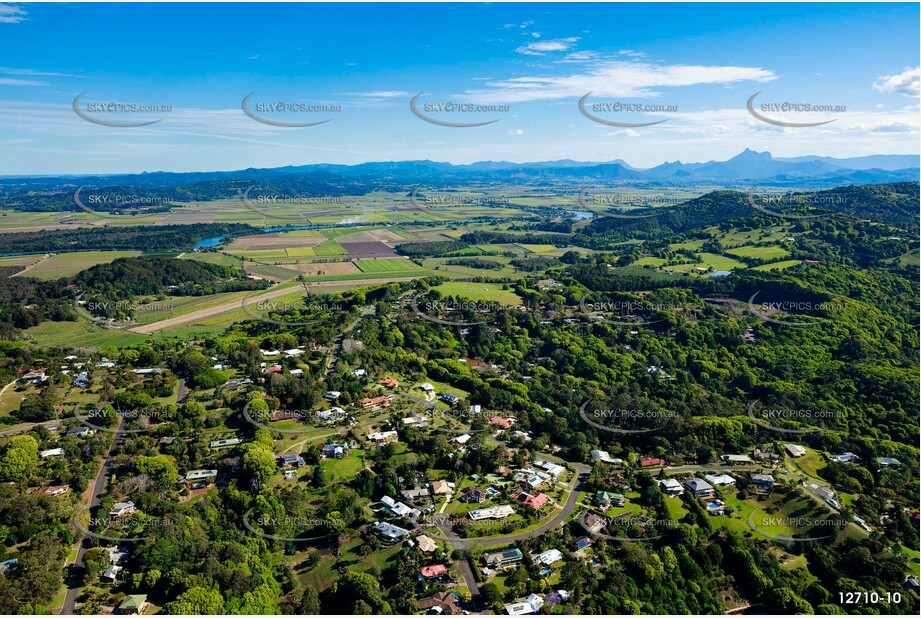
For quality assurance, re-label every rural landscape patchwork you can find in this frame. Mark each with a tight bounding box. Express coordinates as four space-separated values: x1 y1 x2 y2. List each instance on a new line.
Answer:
0 1 918 616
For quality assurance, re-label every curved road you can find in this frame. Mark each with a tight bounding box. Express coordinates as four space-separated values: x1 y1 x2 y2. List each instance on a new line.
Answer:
431 462 591 550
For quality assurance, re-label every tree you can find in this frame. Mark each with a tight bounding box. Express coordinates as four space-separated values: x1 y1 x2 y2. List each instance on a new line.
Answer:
162 587 225 614
0 435 39 482
480 582 503 605
242 444 277 484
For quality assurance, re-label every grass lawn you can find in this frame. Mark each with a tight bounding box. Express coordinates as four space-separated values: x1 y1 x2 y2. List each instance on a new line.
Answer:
669 240 705 251
322 450 365 480
516 244 558 254
752 259 802 271
432 281 522 305
725 245 791 260
634 256 668 267
181 252 243 267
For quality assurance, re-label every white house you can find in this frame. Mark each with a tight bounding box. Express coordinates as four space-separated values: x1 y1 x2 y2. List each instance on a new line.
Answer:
40 448 64 459
505 594 544 615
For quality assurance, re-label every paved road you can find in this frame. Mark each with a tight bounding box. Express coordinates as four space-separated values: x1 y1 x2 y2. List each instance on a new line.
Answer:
61 420 123 615
432 462 591 550
456 556 482 610
0 418 62 438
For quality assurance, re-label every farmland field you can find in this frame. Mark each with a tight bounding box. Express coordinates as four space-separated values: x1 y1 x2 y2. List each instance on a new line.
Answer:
353 258 425 273
752 259 803 271
725 245 791 260
11 250 140 280
312 240 348 256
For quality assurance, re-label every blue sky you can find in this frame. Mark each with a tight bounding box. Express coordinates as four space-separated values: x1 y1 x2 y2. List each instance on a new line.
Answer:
0 2 918 175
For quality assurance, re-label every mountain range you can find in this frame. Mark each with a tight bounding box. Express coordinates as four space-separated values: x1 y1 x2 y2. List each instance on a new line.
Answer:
0 151 917 200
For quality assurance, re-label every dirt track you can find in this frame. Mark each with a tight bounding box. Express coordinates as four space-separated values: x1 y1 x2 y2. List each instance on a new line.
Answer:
131 277 420 334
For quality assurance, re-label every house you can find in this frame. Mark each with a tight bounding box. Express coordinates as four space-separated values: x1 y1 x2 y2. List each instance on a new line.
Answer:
807 482 840 509
470 404 482 415
591 450 622 465
260 349 280 357
516 491 549 509
584 513 606 534
378 378 399 388
431 480 452 495
440 393 459 405
419 383 436 394
484 548 524 568
131 368 162 375
416 534 438 553
73 372 90 388
402 487 431 502
279 454 306 469
419 564 448 579
876 457 902 468
368 430 398 443
460 486 489 503
403 415 429 426
595 491 625 508
658 478 683 496
263 364 283 374
831 452 860 464
534 548 563 566
381 495 419 518
750 473 775 492
97 361 116 369
315 407 346 422
785 443 807 458
753 448 781 460
417 591 461 615
373 521 411 543
66 426 94 437
359 394 393 409
684 479 715 498
117 594 148 615
210 438 243 449
523 472 549 489
705 474 737 487
101 565 123 582
568 536 593 552
185 469 218 484
0 558 17 574
489 416 516 430
284 348 304 357
40 448 64 459
468 505 515 520
721 454 753 464
324 390 341 400
350 369 367 378
107 546 129 565
289 368 304 377
453 433 472 445
535 460 566 478
641 456 666 467
268 409 302 422
322 443 347 458
18 370 46 384
110 501 136 518
505 594 544 615
43 485 70 496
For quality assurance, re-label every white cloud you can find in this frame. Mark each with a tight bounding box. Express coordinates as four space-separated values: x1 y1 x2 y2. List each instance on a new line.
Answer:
605 129 639 137
462 59 776 104
873 67 920 97
0 4 27 24
343 91 412 98
515 37 580 56
508 128 524 136
0 77 43 86
0 67 81 78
